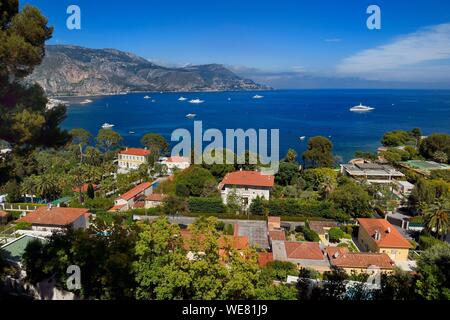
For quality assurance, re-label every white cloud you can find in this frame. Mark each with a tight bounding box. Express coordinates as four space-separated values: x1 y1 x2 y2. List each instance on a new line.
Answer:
336 23 450 81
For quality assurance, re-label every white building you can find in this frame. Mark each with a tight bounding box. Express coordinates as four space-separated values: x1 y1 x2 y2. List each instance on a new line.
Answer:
219 170 274 209
158 156 191 175
394 180 415 196
16 206 91 235
340 163 404 184
117 148 151 174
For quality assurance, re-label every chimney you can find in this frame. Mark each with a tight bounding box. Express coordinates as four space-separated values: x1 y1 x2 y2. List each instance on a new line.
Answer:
47 203 53 211
333 252 340 259
387 227 391 234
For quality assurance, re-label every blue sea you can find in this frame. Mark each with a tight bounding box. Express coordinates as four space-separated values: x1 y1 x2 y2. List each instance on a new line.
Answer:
62 90 450 162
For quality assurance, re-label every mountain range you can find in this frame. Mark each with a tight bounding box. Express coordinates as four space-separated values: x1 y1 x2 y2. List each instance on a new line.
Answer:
28 45 270 96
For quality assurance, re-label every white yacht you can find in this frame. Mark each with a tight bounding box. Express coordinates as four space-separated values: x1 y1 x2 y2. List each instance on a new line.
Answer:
80 99 93 105
189 99 204 104
101 123 115 129
299 136 306 141
253 94 264 99
178 96 188 101
186 113 196 119
144 95 151 99
350 103 374 112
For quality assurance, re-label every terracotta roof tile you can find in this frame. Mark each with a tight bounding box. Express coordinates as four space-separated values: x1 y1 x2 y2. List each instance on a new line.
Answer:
269 230 286 241
0 210 9 218
119 182 152 201
258 252 274 267
358 218 412 249
72 184 98 193
219 170 274 189
327 250 395 270
284 241 324 260
17 206 90 226
119 148 150 156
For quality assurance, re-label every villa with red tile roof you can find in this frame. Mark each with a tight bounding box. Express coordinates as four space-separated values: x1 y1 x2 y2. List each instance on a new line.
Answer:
219 170 275 209
72 183 98 194
117 147 151 174
271 240 330 273
17 206 90 233
357 218 412 261
109 182 153 212
325 247 395 274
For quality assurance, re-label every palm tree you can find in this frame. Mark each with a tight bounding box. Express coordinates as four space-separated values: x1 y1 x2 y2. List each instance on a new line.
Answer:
424 201 450 240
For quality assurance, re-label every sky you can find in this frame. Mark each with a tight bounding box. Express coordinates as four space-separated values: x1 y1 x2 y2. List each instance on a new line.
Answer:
25 0 450 88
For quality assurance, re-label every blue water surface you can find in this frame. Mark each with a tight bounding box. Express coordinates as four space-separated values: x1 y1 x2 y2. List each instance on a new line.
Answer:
62 89 450 162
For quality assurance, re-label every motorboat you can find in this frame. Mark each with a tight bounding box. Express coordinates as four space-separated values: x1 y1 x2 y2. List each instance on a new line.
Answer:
178 96 188 101
253 94 264 99
101 123 115 129
186 113 196 119
299 136 306 141
189 99 204 104
144 95 151 99
350 103 374 112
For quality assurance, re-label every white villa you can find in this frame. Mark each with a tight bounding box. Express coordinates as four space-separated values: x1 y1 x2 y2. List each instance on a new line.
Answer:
158 156 191 175
340 162 404 184
219 170 274 209
16 206 91 236
117 148 151 174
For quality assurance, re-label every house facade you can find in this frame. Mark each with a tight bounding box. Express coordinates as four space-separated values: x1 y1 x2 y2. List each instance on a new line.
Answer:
219 170 274 209
357 218 412 261
17 206 91 234
117 148 151 174
158 156 191 175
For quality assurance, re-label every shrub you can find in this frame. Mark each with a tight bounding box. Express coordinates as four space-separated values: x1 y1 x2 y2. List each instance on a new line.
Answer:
223 223 234 235
263 261 298 281
188 197 226 213
296 225 320 242
419 234 443 250
15 221 32 230
328 227 345 243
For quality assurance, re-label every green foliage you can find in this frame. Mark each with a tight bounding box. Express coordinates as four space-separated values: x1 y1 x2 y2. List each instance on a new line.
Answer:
275 161 301 186
419 234 444 250
249 196 265 215
5 180 22 202
22 217 139 299
284 149 298 163
223 223 234 236
96 129 122 153
302 136 334 168
329 182 373 218
69 128 92 147
162 195 189 216
296 224 320 242
430 170 450 182
15 221 32 230
0 3 69 151
419 134 450 164
409 178 450 209
328 227 347 243
266 198 350 221
261 261 298 281
140 133 168 163
381 130 415 147
415 243 450 300
188 197 226 213
175 166 217 197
